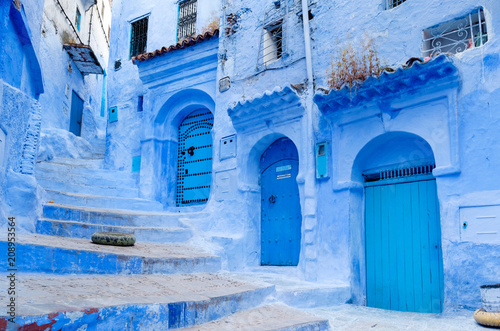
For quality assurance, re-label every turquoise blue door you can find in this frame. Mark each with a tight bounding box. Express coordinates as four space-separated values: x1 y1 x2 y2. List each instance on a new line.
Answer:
176 109 213 206
365 176 444 313
260 138 301 266
70 91 84 136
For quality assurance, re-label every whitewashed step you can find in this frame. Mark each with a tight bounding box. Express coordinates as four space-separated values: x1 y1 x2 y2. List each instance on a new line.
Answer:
37 178 139 198
180 303 330 330
37 171 136 188
0 234 220 275
36 161 133 179
39 157 104 169
43 190 163 211
36 218 193 243
235 270 350 308
0 273 274 329
42 203 204 228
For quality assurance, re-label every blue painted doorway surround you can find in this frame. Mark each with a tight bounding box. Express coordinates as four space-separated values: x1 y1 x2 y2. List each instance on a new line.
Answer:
70 91 84 136
260 138 301 266
176 109 213 206
365 169 444 313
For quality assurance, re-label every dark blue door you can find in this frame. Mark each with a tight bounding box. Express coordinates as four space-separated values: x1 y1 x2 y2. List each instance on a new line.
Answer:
365 174 444 313
260 138 301 266
176 109 213 206
70 91 84 136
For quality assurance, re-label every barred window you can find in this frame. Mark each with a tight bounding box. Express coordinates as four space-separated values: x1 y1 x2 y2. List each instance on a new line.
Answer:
130 17 149 58
257 1 288 68
422 8 488 57
178 0 197 41
386 0 406 10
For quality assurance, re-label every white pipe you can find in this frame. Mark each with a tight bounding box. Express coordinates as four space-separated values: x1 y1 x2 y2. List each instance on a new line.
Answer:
301 0 314 86
300 0 318 281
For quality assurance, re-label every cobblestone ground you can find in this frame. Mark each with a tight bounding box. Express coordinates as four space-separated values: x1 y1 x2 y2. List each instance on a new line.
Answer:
307 305 484 331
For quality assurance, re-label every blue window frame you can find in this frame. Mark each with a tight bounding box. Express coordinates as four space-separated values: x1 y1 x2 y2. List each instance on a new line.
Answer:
75 8 81 31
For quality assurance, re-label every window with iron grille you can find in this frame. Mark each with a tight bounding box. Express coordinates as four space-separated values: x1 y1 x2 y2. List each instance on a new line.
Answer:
422 8 488 57
257 1 288 68
385 0 406 10
177 0 197 41
130 17 149 58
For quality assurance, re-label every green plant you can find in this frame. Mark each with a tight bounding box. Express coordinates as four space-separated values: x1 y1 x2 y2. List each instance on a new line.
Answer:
327 40 381 93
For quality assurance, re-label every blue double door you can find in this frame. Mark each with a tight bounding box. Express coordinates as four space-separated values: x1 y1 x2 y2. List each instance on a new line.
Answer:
260 138 302 266
365 178 444 313
176 109 213 206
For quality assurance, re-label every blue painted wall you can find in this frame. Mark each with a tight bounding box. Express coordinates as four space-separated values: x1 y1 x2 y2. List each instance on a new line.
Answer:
0 1 45 232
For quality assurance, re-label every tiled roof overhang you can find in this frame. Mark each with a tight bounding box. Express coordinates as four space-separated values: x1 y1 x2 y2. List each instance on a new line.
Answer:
227 86 303 131
132 30 219 64
314 55 460 115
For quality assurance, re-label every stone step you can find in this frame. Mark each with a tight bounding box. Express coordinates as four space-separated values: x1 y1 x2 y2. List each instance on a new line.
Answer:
36 218 193 243
43 190 163 211
36 161 135 182
39 156 104 169
236 270 350 308
0 234 220 275
180 303 330 330
0 273 274 329
42 203 201 228
37 178 140 198
36 170 137 188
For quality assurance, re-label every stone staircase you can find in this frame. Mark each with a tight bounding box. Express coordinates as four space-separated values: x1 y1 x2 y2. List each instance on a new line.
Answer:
0 156 340 329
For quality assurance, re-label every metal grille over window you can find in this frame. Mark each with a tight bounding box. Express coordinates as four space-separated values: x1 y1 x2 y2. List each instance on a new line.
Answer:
386 0 406 10
422 7 488 57
130 17 148 58
178 0 197 41
257 1 289 68
363 164 436 183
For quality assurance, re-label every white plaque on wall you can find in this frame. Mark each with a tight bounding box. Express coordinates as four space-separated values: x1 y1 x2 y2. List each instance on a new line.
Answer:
460 205 500 244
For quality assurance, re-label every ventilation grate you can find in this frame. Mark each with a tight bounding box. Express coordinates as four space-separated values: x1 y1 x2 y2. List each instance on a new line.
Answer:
363 163 435 183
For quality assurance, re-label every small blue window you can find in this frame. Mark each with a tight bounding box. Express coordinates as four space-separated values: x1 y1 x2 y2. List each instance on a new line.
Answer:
75 8 81 31
132 156 141 173
138 95 144 112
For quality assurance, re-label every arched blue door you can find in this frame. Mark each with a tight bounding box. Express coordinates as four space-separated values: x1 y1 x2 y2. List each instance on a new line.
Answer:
260 138 301 266
176 109 213 206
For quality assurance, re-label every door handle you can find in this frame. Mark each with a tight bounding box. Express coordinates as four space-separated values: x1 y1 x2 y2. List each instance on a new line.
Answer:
187 146 195 156
269 195 277 203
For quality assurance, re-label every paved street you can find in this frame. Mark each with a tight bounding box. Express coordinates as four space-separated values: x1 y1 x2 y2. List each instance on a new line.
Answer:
308 305 483 331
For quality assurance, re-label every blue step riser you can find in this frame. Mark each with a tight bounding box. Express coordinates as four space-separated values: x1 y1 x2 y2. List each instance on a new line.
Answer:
42 206 182 227
36 220 192 243
2 287 275 330
44 192 164 212
0 242 220 275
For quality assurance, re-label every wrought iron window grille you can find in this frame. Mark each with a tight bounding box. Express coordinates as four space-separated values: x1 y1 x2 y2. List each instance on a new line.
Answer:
178 0 197 41
130 17 149 58
363 164 436 183
386 0 406 10
422 7 488 57
257 1 289 68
